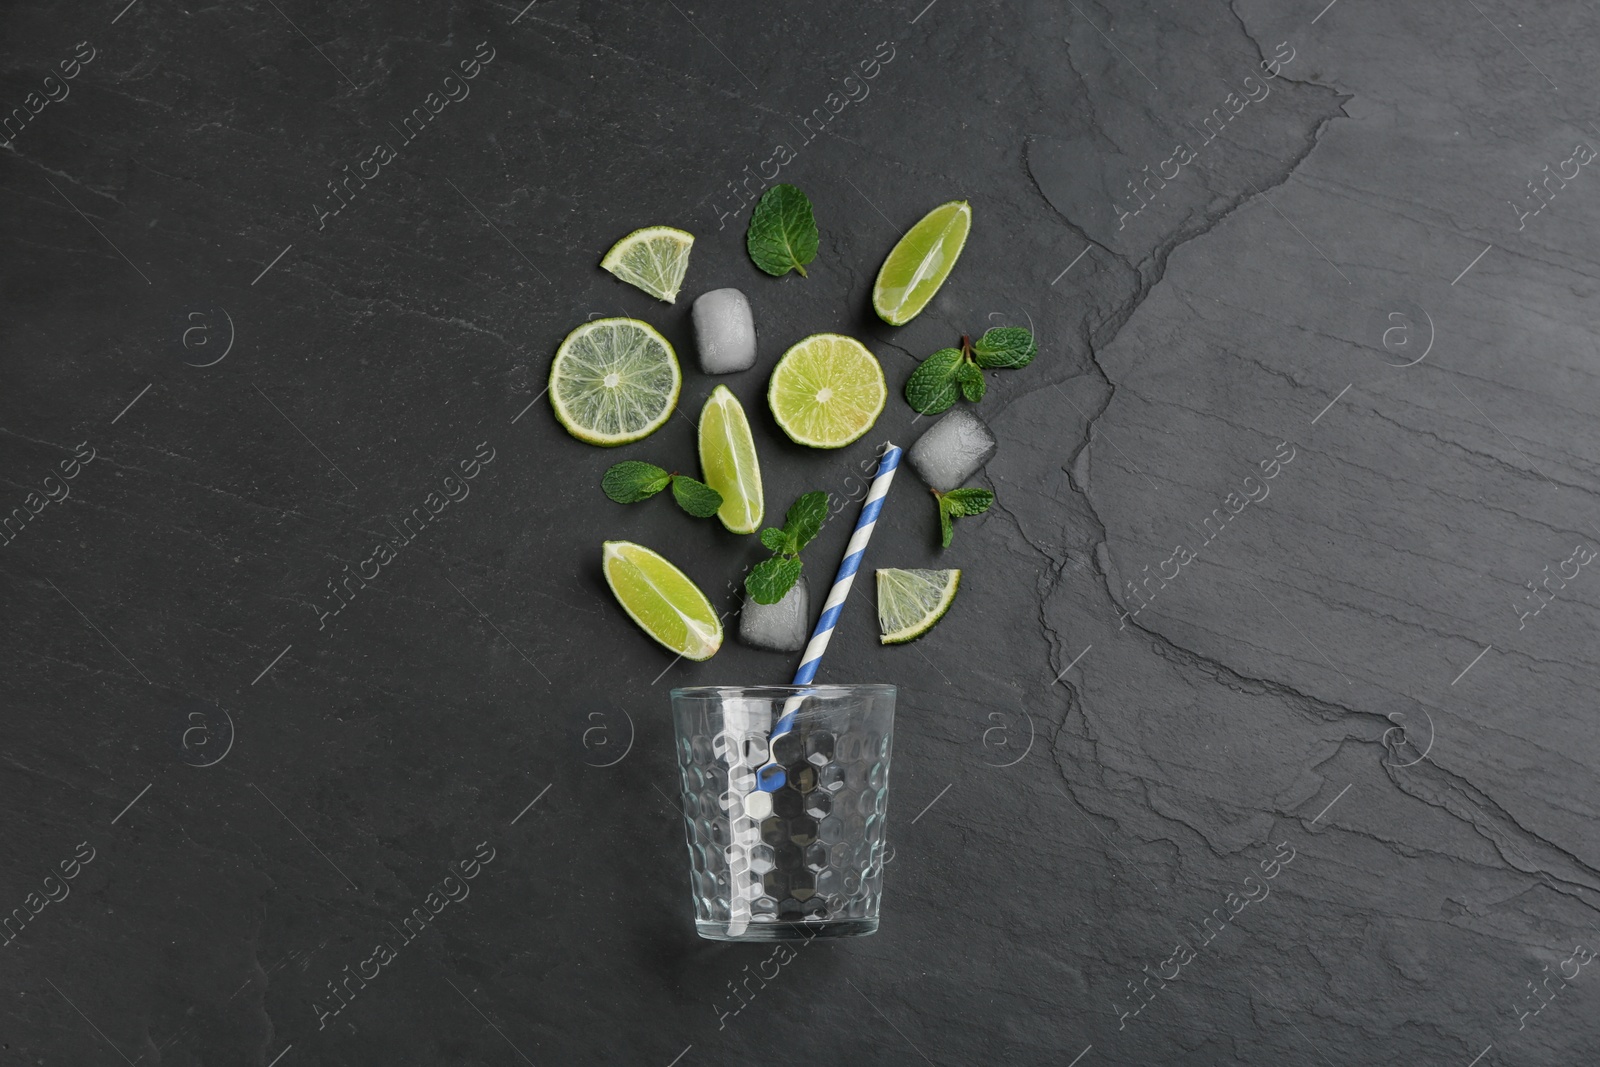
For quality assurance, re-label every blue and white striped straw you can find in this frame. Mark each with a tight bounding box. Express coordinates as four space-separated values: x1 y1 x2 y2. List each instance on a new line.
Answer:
755 441 901 793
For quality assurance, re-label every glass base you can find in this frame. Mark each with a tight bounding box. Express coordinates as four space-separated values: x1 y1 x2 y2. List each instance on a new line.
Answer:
695 918 879 942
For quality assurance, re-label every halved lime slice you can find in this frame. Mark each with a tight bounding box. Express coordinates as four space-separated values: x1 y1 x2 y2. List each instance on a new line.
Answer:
600 225 694 303
602 541 722 660
767 333 886 449
872 200 971 326
548 318 681 446
876 568 961 644
698 384 764 534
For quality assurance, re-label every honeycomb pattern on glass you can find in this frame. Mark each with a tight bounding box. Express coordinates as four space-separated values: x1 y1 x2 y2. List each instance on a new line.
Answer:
678 725 890 927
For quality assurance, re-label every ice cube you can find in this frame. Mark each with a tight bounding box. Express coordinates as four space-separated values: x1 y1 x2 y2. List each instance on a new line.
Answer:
691 288 757 374
907 407 998 491
738 575 809 652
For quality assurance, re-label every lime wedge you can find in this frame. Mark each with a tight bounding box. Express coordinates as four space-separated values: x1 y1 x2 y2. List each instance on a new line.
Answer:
602 541 722 660
872 200 971 326
698 384 764 534
876 568 961 644
600 225 694 303
767 333 887 449
548 318 681 446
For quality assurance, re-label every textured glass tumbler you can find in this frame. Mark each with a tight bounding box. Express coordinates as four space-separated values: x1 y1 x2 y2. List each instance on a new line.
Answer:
671 685 895 941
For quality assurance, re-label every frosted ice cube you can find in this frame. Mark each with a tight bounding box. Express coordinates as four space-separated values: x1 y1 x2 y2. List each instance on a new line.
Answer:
691 288 757 374
738 575 809 652
907 407 998 491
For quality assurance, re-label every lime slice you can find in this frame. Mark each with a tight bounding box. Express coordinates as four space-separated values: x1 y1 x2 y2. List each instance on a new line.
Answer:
876 568 961 644
767 333 887 449
600 225 694 303
548 318 681 446
698 384 764 534
602 541 722 660
872 200 971 326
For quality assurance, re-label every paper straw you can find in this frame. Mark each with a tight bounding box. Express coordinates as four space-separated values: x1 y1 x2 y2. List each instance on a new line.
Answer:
753 441 901 795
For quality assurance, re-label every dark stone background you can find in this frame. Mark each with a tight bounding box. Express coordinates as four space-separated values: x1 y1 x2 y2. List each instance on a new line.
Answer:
3 0 1598 1063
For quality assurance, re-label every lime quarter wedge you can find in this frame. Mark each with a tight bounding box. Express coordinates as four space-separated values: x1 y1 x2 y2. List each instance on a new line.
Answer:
767 333 887 449
698 385 764 534
876 568 961 644
602 540 723 660
548 317 681 446
872 200 971 326
600 225 695 303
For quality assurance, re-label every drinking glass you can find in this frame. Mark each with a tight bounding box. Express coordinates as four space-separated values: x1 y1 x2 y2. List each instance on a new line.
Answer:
670 684 895 941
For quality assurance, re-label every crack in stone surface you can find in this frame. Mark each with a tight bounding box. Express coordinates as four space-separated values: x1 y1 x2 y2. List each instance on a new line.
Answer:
1019 0 1600 951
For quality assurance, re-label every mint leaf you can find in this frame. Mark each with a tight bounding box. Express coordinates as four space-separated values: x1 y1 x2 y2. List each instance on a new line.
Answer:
670 475 724 518
760 527 793 554
943 487 995 516
959 362 986 403
936 487 994 547
905 348 964 415
746 184 818 278
783 491 829 551
971 326 1036 369
747 491 828 602
602 461 671 503
746 556 804 604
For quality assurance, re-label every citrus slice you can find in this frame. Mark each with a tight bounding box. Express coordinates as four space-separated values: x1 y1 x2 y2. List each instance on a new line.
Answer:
876 568 961 644
767 333 887 449
698 385 764 534
872 200 971 326
600 225 695 303
602 541 722 660
548 318 681 446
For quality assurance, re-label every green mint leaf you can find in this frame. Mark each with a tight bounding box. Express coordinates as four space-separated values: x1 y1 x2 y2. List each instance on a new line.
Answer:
746 184 819 278
670 475 724 518
602 461 671 503
905 348 964 415
783 491 829 551
935 487 994 547
971 326 1036 369
759 527 791 553
959 362 986 403
943 487 995 516
937 496 955 548
746 556 804 604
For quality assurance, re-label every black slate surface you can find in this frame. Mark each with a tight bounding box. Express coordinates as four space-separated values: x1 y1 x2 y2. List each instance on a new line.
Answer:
4 0 1600 1063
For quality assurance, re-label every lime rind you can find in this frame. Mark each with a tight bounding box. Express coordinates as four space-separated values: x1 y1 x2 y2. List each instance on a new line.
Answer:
698 385 764 534
872 201 971 326
767 333 887 449
602 540 722 660
876 568 961 644
600 225 695 303
549 317 681 446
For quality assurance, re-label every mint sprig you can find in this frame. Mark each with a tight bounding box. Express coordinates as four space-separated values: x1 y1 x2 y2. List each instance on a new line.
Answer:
780 490 828 550
602 460 724 519
746 184 819 278
904 326 1037 415
934 486 995 548
745 490 829 604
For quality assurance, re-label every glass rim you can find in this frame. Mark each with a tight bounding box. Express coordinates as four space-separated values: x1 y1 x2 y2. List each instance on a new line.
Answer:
669 683 896 699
